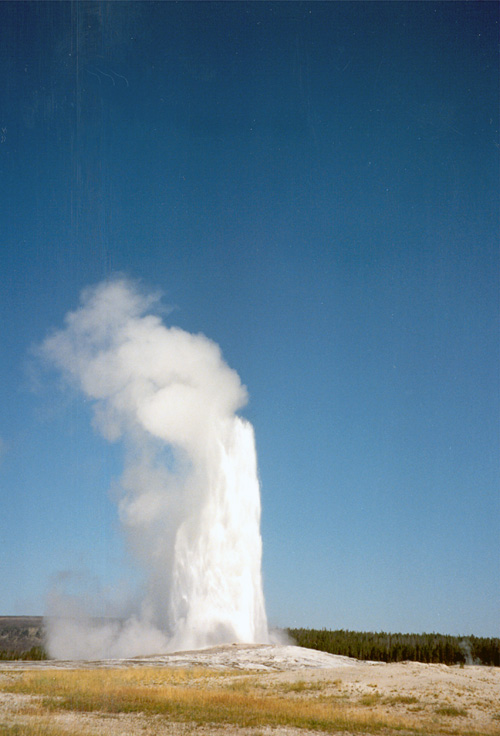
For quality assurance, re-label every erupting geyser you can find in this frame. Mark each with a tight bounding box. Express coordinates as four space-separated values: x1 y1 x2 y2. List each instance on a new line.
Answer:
40 278 269 658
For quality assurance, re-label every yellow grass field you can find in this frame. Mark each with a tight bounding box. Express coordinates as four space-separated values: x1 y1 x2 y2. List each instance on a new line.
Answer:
1 660 499 736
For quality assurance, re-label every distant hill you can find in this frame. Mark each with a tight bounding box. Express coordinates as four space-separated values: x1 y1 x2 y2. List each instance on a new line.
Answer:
0 616 45 656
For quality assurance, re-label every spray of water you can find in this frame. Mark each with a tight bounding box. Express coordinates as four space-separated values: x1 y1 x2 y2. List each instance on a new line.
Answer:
40 278 268 658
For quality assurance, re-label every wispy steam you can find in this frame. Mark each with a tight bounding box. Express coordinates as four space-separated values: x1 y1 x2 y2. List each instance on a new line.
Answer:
40 278 268 658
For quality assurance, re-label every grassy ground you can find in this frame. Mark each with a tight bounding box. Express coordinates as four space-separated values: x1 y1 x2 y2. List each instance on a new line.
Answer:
1 666 499 736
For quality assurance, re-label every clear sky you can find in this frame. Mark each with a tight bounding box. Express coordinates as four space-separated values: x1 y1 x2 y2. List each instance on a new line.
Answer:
1 2 498 637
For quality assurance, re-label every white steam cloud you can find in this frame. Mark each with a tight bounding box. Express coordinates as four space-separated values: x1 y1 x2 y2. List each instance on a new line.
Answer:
40 278 268 658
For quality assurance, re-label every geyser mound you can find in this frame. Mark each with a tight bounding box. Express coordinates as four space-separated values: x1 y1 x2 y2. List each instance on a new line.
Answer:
40 278 269 658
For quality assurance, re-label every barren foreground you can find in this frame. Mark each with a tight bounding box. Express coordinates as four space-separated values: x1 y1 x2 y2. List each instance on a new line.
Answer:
1 644 499 735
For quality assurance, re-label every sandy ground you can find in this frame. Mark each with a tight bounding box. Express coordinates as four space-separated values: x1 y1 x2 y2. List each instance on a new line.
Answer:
1 644 499 735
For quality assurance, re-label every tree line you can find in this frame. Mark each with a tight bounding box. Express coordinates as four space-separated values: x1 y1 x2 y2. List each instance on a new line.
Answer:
287 628 500 666
1 632 498 665
0 646 47 661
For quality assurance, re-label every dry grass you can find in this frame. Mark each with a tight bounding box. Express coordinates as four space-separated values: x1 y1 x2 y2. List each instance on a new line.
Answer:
1 666 499 736
277 679 327 694
1 668 419 734
435 705 468 717
383 695 420 705
0 722 90 736
358 692 382 706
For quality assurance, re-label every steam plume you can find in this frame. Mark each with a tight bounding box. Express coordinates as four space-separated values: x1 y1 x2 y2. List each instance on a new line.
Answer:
41 278 268 658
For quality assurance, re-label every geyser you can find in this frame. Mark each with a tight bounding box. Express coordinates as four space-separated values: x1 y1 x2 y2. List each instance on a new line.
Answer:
40 278 268 658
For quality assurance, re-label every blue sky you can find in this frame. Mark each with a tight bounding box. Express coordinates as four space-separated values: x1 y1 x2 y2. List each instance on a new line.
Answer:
1 1 498 637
